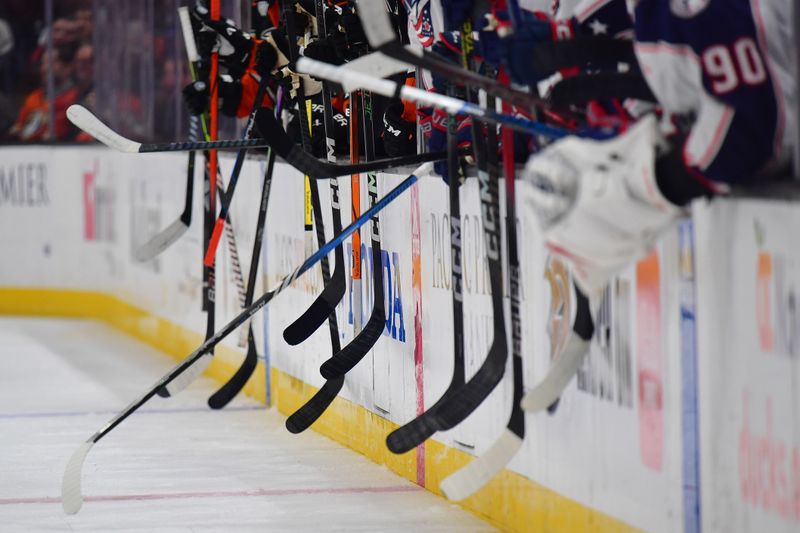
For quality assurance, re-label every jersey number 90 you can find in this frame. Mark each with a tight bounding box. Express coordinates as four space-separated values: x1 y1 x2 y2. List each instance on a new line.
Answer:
702 38 767 95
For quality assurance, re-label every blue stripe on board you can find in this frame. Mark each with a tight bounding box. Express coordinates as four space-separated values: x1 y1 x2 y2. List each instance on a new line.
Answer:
679 220 701 533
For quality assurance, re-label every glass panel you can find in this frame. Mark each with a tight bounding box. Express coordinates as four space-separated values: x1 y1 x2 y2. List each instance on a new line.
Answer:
1 0 251 145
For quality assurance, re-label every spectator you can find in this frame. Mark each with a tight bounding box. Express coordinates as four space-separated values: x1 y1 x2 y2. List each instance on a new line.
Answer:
8 44 78 141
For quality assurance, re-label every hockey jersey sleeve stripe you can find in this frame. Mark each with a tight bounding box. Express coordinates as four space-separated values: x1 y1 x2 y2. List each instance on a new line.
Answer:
685 101 734 171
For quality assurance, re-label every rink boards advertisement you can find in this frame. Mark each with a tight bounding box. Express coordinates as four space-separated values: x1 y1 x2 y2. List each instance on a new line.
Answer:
1 144 799 532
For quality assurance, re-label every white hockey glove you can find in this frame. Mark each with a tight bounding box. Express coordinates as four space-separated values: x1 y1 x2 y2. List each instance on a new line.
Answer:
523 114 684 300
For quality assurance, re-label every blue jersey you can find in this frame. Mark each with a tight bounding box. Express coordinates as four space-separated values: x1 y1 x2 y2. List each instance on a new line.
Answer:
573 0 796 184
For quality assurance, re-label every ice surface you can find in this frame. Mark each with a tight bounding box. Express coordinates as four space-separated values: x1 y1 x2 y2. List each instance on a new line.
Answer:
0 318 494 532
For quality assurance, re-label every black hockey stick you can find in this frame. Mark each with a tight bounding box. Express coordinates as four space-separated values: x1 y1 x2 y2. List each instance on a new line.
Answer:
207 146 277 409
386 21 508 453
281 0 347 431
318 171 385 379
281 0 348 348
426 29 509 440
318 88 387 379
385 98 468 454
61 165 425 516
440 90 524 501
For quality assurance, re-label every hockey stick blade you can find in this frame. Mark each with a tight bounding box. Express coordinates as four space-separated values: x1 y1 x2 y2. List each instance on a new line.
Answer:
319 285 384 378
60 167 423 514
67 105 142 153
319 174 385 379
282 266 345 345
520 286 594 412
68 105 269 153
133 217 190 262
160 353 212 397
134 150 194 262
285 375 344 433
439 430 523 501
62 441 93 514
207 328 258 409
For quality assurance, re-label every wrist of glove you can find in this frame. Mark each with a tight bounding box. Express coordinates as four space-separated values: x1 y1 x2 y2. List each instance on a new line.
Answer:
382 101 416 157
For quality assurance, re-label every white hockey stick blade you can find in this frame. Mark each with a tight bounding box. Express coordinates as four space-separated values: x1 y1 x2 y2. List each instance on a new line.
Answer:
340 52 411 93
133 218 190 262
440 430 523 501
520 336 590 412
62 441 94 514
162 353 212 396
67 105 142 153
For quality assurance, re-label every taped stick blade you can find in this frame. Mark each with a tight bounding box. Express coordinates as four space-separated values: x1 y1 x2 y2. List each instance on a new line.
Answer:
66 105 142 153
133 218 190 262
62 441 93 515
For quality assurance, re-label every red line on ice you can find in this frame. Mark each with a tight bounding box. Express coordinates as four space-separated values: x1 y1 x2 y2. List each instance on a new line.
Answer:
0 485 419 506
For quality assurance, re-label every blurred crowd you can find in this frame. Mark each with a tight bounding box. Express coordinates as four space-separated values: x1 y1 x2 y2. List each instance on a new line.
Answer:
0 1 95 142
0 0 200 144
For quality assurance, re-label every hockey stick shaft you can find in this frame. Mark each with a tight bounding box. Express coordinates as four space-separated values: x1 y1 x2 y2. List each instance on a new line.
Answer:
295 58 613 139
61 166 423 515
204 72 272 267
68 103 450 173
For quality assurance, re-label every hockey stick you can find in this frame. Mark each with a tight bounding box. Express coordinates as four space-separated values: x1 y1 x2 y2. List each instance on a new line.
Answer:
280 0 347 431
203 71 272 267
520 286 593 412
133 127 195 262
385 97 469 454
294 57 614 139
386 24 512 453
60 164 426 516
530 36 637 75
207 90 285 407
132 6 201 262
318 89 387 379
208 147 277 408
319 171 385 378
280 0 349 347
440 89 524 501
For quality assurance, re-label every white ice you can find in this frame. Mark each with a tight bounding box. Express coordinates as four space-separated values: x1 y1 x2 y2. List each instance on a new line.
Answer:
0 318 494 532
